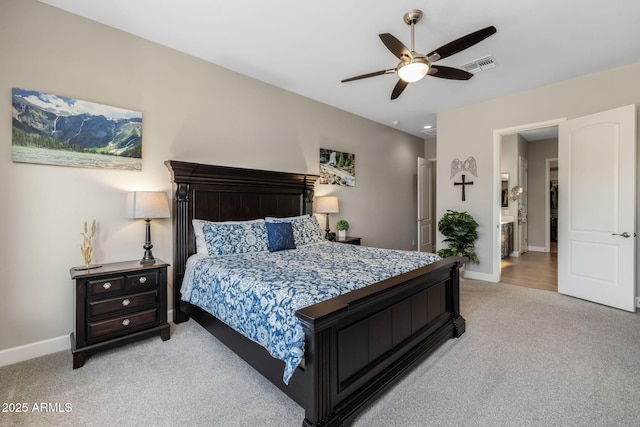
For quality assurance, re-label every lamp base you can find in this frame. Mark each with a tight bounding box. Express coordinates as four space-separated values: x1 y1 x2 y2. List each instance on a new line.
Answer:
140 218 156 265
324 213 336 241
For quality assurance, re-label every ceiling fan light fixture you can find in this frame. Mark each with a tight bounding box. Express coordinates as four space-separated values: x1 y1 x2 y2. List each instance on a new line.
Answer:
397 58 429 83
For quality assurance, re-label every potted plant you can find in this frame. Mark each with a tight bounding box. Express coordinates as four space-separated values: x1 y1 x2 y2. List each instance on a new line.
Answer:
336 219 349 240
436 210 479 264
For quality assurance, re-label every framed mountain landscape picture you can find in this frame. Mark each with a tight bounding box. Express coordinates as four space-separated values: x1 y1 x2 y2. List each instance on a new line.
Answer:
11 88 142 170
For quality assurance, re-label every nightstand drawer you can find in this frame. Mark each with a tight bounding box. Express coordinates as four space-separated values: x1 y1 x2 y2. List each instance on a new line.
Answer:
87 309 158 341
127 270 159 289
88 290 158 318
88 277 125 296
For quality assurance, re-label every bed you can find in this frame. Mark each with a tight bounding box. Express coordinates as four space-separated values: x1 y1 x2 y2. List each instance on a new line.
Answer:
165 160 465 427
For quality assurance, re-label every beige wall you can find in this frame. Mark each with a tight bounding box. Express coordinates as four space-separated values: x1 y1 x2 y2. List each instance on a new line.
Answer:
436 59 640 297
0 0 424 356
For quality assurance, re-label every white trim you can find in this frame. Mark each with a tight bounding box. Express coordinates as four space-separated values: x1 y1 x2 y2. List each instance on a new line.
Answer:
0 308 174 368
0 335 70 368
462 270 495 282
528 246 547 252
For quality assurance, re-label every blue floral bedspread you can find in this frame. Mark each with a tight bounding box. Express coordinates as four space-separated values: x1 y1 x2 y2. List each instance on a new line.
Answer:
181 241 440 384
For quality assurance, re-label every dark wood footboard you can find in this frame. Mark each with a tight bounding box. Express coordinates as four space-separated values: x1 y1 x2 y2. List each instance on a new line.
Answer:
296 256 464 427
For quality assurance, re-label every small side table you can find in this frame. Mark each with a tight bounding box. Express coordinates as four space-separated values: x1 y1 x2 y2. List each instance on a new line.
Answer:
336 236 361 245
70 260 170 368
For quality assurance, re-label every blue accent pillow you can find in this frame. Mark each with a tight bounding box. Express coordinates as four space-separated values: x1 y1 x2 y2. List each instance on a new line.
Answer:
265 221 296 252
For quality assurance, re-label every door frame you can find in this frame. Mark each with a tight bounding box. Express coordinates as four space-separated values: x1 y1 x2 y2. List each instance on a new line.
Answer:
493 118 566 282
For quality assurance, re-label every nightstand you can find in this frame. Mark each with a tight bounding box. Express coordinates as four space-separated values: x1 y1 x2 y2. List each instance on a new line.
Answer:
336 236 361 245
70 260 170 368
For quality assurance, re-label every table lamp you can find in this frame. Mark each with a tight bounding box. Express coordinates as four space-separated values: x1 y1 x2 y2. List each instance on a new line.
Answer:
315 196 339 241
125 191 170 264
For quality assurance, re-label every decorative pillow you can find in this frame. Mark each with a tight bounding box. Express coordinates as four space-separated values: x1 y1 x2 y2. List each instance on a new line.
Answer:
194 219 268 256
265 221 296 252
265 215 324 246
192 219 211 254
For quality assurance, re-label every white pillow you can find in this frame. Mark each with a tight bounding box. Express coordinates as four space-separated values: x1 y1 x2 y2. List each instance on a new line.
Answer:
265 215 324 246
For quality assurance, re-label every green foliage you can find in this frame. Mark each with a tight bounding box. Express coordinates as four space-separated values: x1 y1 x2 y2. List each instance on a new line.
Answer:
12 126 84 152
121 145 142 158
336 152 354 169
436 210 479 264
12 125 141 158
336 219 349 231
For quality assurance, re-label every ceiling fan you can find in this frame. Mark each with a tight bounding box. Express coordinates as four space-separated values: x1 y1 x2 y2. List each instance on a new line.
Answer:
341 10 497 100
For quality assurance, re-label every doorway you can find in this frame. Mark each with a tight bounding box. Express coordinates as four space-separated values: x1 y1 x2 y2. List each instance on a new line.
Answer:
500 134 558 291
494 106 636 311
493 119 564 288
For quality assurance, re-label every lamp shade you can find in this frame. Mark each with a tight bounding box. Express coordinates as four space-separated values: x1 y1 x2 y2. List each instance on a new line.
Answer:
125 191 170 219
315 196 339 214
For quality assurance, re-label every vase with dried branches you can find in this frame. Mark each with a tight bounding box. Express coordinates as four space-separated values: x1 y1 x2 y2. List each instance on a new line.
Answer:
80 220 96 269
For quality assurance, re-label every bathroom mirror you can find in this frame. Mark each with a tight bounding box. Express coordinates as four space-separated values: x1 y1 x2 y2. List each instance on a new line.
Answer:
501 173 509 207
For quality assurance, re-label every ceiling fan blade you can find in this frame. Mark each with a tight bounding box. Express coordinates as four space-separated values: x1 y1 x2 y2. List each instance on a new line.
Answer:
341 69 395 83
428 66 473 80
379 33 412 62
427 26 496 62
391 80 409 100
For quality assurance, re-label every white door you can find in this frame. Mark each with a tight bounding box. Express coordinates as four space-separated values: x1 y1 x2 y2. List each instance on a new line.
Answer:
417 157 434 252
558 104 636 312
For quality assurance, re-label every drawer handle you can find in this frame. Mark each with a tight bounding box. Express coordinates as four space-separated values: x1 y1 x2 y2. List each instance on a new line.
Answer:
103 282 112 290
122 299 130 306
122 319 130 327
139 277 147 284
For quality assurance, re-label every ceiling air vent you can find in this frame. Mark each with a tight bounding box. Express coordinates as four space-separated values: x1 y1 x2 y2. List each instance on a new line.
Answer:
460 55 497 73
420 127 437 138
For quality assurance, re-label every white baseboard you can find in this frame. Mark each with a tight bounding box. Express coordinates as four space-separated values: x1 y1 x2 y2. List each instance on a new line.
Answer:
0 310 175 368
0 334 70 368
528 246 547 252
462 270 496 282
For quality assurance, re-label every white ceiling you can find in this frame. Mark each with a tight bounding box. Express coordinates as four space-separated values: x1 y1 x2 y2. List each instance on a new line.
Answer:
38 0 640 139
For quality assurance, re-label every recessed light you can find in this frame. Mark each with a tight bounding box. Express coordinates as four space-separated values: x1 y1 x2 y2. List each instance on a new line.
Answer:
423 125 432 129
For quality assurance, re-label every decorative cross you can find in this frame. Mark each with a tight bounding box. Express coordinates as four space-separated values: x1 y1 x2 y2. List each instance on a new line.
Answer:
454 174 474 201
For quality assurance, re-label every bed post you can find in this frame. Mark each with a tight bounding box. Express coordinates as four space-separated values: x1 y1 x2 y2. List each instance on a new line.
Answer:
451 259 465 337
303 176 315 215
172 180 190 323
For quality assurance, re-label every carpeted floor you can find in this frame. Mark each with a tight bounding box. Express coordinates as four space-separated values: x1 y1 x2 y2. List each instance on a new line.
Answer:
2 279 639 427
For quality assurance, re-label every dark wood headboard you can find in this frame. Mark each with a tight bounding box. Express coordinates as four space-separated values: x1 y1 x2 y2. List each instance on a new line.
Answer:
164 160 319 322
